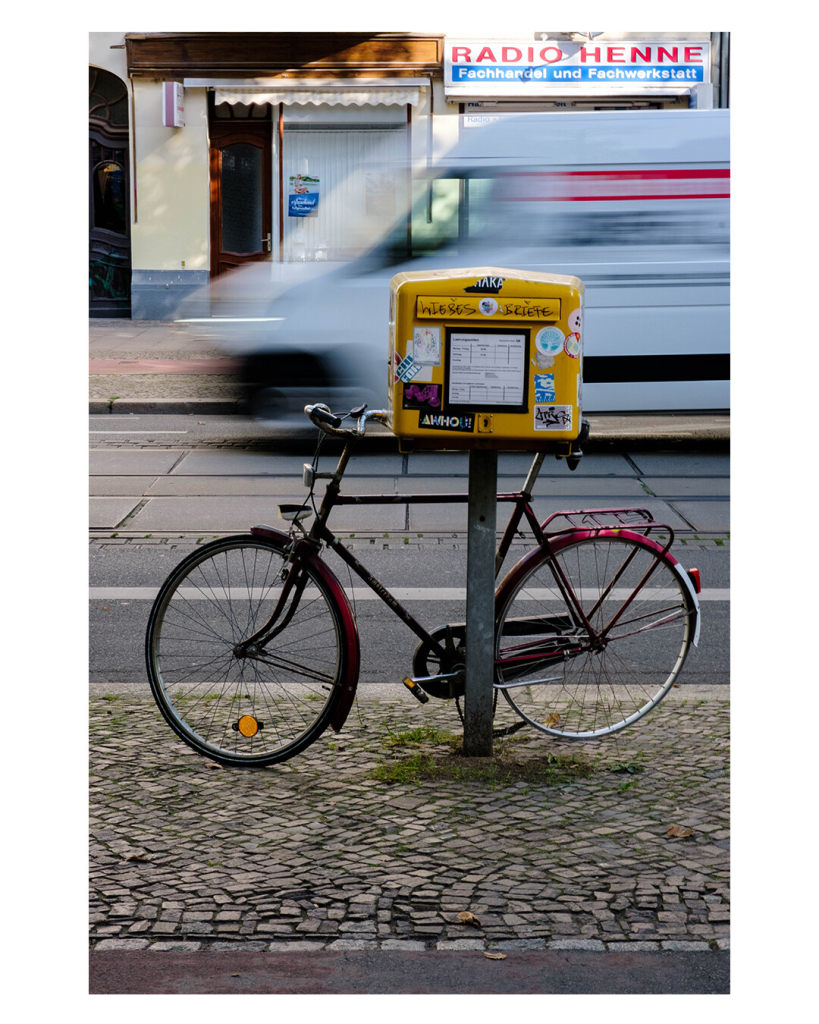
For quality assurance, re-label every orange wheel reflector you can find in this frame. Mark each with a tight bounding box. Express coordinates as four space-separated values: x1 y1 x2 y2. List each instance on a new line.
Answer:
237 715 259 738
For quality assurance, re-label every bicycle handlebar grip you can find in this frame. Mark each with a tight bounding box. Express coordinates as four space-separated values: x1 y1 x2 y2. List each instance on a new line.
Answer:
305 404 343 429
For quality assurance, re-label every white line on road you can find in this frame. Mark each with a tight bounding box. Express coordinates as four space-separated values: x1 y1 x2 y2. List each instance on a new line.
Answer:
90 587 729 602
89 431 189 435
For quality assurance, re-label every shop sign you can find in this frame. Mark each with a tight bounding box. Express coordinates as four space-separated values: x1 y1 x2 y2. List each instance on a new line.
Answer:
444 39 711 95
162 82 185 127
288 174 320 217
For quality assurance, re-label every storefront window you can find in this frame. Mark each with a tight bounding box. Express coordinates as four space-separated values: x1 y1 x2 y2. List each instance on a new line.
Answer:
281 124 408 262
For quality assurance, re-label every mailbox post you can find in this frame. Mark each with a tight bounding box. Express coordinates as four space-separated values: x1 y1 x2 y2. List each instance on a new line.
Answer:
387 267 584 755
465 448 497 755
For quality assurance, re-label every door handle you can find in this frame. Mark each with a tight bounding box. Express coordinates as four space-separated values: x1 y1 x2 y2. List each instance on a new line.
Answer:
263 232 272 252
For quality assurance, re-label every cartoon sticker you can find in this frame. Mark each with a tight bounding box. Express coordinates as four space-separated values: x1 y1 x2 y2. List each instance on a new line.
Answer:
534 405 573 431
533 373 556 403
411 326 441 366
478 297 498 316
563 333 581 358
567 308 582 334
535 325 565 356
402 383 441 412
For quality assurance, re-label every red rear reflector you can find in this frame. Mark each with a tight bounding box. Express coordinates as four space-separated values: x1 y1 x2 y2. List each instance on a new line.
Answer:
687 568 701 594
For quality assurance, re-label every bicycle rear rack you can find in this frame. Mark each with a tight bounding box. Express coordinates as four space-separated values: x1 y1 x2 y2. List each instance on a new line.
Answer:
540 507 675 547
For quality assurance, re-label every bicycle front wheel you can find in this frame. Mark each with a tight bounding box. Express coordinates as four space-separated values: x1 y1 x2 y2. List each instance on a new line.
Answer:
146 535 349 767
495 532 696 739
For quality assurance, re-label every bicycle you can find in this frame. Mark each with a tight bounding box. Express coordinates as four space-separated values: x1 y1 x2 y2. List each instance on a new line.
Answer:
145 403 702 768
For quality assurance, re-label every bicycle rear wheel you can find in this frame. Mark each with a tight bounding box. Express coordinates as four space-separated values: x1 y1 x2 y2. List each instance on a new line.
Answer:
146 535 349 767
495 532 696 739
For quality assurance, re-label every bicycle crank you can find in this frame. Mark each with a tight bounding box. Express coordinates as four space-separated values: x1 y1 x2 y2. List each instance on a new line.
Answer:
411 624 467 699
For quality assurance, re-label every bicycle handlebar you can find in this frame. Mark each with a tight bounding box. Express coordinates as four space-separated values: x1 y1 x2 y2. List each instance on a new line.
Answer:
305 403 390 439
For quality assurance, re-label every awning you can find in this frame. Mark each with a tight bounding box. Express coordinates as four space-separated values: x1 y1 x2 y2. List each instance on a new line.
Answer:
184 77 428 107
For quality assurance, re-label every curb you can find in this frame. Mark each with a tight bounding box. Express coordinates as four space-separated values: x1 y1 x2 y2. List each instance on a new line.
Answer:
91 399 244 415
92 937 728 953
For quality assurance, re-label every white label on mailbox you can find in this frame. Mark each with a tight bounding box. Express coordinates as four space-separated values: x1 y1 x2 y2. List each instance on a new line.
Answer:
448 331 526 407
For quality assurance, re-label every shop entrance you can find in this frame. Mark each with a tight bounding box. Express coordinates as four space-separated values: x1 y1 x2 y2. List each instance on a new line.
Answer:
209 113 273 279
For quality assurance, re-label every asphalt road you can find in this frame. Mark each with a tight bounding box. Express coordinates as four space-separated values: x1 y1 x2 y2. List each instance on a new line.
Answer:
90 948 730 994
89 420 729 694
90 539 729 692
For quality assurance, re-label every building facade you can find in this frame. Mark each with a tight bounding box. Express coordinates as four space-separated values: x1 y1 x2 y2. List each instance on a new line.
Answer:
88 31 729 319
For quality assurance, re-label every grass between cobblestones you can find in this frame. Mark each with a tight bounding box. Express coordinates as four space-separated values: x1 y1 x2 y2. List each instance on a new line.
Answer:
90 686 729 951
372 724 597 787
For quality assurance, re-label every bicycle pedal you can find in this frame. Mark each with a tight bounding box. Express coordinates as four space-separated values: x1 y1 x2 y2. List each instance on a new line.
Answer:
402 677 430 704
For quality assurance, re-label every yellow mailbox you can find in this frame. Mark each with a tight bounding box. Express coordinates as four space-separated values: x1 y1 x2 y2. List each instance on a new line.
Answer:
387 267 584 452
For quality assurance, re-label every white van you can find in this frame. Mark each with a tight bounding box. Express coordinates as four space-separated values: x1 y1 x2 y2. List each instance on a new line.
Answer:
182 109 729 419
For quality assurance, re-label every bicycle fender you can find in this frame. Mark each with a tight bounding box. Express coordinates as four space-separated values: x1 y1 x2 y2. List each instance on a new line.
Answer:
495 528 700 648
322 567 361 733
249 526 361 729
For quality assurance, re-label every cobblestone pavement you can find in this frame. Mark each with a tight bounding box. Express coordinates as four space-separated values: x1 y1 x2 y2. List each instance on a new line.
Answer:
90 684 729 954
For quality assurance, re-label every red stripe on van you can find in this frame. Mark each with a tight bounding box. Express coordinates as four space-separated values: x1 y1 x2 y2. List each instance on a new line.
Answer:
499 169 730 202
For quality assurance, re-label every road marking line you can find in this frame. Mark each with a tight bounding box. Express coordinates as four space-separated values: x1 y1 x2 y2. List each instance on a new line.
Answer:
89 431 190 434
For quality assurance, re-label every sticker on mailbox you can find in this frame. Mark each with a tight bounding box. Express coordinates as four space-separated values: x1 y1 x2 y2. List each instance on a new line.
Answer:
535 325 565 356
534 405 573 431
411 326 441 366
563 333 581 358
568 308 582 334
418 412 475 433
403 383 440 411
533 374 556 402
395 353 422 384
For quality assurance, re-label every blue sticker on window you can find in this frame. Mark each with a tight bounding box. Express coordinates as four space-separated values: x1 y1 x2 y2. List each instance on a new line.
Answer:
534 373 555 402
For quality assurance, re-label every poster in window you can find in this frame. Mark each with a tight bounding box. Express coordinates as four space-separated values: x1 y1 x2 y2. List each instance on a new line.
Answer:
289 174 320 217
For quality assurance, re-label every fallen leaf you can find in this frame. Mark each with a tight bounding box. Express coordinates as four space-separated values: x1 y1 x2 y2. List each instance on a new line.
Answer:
484 952 506 960
231 973 241 977
545 712 561 727
101 606 109 611
457 911 481 927
207 763 222 770
197 422 206 425
666 825 693 838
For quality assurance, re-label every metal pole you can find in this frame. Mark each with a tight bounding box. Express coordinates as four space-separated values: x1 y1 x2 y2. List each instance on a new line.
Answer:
464 448 497 756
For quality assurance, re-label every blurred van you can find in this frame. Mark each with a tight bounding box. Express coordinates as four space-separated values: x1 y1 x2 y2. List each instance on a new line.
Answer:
179 109 729 420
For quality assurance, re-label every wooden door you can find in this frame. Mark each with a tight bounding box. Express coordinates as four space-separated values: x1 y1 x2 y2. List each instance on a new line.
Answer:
209 121 273 278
